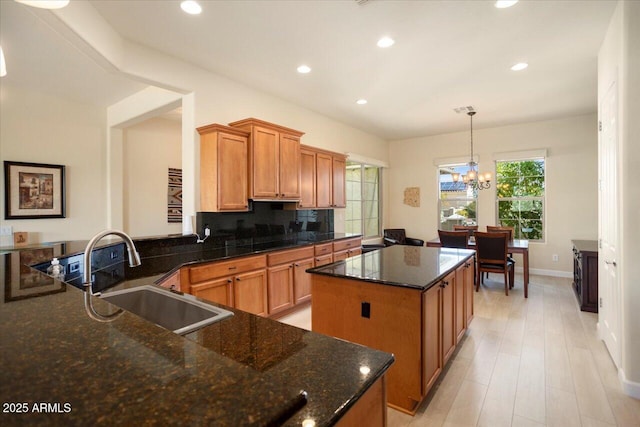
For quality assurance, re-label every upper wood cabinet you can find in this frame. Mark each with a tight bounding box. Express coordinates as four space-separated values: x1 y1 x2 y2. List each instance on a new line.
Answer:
197 124 250 212
299 148 317 209
300 145 347 209
332 155 346 208
229 118 303 201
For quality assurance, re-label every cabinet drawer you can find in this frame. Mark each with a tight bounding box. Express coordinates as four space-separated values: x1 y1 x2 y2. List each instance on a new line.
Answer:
333 238 362 253
315 243 333 256
189 255 267 284
268 246 314 266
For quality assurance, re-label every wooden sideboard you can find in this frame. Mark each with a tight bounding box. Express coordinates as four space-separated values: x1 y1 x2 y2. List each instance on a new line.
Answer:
572 240 598 312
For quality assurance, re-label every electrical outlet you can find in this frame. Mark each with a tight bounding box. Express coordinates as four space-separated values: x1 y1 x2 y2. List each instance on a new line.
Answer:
0 226 13 236
552 254 559 262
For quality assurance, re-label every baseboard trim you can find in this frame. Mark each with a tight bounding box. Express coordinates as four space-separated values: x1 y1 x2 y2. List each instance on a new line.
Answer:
513 267 572 278
618 369 640 399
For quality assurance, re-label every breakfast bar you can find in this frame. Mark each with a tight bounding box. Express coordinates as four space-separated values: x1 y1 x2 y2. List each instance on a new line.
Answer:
0 234 393 426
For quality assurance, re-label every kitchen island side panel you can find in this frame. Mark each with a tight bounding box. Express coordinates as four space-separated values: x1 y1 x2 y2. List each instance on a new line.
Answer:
312 274 423 413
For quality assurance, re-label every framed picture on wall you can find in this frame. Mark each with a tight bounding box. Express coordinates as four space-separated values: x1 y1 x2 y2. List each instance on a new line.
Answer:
4 161 66 219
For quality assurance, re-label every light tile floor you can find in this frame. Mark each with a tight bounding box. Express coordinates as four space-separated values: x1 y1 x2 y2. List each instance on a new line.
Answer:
279 274 640 426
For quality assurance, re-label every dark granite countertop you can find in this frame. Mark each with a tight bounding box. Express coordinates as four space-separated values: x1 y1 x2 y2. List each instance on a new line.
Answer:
0 232 393 426
307 245 476 290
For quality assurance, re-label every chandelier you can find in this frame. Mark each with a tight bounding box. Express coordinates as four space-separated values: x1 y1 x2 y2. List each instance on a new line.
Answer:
452 111 491 190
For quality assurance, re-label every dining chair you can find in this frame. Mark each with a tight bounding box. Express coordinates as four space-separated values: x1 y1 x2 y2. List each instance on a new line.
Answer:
438 230 470 249
486 225 514 240
474 231 515 296
383 229 425 247
485 225 516 279
453 225 478 236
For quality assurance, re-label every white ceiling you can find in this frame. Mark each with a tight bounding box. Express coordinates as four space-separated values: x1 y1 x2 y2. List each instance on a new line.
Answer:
1 0 616 140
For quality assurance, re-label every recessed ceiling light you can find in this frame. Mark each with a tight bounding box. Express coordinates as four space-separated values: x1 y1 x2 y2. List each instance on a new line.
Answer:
511 62 528 71
297 65 311 74
356 99 368 105
14 0 69 9
180 1 202 15
495 0 519 8
377 37 395 48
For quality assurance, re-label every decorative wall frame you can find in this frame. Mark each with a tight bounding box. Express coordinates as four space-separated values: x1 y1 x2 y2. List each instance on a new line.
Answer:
168 167 183 223
4 161 66 219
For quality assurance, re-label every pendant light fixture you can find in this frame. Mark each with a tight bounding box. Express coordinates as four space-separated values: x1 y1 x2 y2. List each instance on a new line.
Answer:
452 111 491 190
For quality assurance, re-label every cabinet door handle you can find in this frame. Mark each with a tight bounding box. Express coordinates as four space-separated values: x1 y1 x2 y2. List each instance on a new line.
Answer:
605 260 617 266
236 277 241 281
228 266 237 270
294 263 300 267
227 279 232 283
289 264 293 268
440 283 446 288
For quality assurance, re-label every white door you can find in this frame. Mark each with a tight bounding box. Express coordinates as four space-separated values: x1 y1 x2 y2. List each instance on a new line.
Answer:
598 80 620 367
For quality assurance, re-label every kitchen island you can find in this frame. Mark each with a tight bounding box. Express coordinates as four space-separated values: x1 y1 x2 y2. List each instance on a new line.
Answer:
308 245 476 415
0 233 393 426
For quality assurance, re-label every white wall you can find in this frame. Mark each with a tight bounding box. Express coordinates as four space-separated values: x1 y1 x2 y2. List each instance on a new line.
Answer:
0 85 107 244
387 114 598 275
598 0 640 396
123 117 182 238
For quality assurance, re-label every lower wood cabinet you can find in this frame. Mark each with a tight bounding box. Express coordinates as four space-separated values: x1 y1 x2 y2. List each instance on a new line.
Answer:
422 283 442 395
333 237 363 261
463 260 475 326
180 238 362 318
190 277 234 307
293 258 314 304
182 254 268 317
233 269 268 316
267 263 295 315
441 272 456 366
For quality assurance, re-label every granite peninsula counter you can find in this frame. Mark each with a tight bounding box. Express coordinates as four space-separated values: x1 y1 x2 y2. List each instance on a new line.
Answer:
307 245 476 415
0 232 393 426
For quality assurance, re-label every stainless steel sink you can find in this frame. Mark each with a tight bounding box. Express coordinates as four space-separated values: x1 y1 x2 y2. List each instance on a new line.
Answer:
100 285 233 335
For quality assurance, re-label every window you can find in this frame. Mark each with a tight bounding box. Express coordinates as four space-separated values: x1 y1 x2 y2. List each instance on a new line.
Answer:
345 162 381 238
438 165 477 230
496 158 545 241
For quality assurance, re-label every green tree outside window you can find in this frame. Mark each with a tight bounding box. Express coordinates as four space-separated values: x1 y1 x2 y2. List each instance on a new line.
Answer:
496 159 545 241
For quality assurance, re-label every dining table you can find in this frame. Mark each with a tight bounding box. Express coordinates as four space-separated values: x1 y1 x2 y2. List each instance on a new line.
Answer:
426 237 530 298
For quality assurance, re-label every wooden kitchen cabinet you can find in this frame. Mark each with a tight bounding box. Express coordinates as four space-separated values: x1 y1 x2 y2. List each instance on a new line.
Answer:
422 283 442 395
267 263 295 315
333 237 362 261
191 277 234 307
181 254 268 316
157 270 180 291
314 254 333 266
332 155 347 208
441 272 456 365
316 152 333 208
234 269 268 317
293 257 314 304
267 246 315 315
422 271 455 396
454 265 466 343
299 147 316 208
229 118 303 201
304 145 347 209
197 124 250 211
463 259 475 326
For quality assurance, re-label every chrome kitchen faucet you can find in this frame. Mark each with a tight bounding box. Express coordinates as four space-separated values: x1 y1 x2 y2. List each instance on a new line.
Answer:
82 230 141 322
